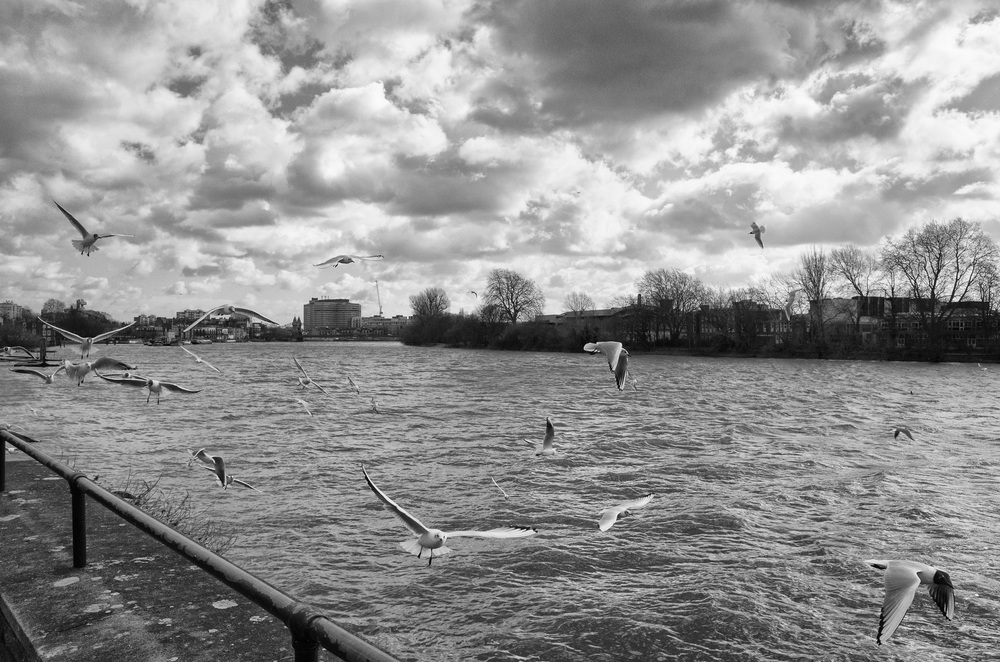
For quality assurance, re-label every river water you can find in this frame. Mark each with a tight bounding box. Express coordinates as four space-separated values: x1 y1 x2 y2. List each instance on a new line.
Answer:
3 342 999 661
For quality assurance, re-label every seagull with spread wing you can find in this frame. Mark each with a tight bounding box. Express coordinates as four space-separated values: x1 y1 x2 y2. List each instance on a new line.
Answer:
749 221 765 249
293 357 328 393
94 371 202 403
524 417 556 456
181 305 279 334
38 318 136 358
362 466 537 565
893 426 914 441
599 494 654 531
58 357 135 386
180 345 222 373
314 254 384 268
198 454 261 491
584 341 632 391
784 288 804 321
10 366 65 384
866 559 954 645
54 200 134 256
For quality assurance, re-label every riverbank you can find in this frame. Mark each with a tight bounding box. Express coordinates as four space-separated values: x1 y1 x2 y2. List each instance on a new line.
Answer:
0 458 297 662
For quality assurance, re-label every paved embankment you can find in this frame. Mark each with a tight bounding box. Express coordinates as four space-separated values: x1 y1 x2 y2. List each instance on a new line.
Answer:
0 456 303 661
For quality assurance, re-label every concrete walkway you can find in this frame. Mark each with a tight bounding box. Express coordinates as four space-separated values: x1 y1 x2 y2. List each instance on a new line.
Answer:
0 457 305 661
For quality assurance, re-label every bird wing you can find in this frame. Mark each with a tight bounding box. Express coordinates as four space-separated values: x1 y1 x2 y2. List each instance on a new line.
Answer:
447 526 537 539
54 200 90 238
10 368 48 380
95 233 134 238
90 357 137 372
598 508 625 531
541 418 555 451
160 381 203 394
212 456 227 486
294 398 312 415
754 233 764 249
876 563 922 644
347 376 360 394
750 221 759 232
90 321 136 343
93 371 148 387
619 494 654 511
231 478 261 492
37 318 85 344
613 352 630 391
292 357 308 377
181 306 225 333
189 448 217 466
313 382 328 394
927 582 955 620
362 466 430 535
314 254 349 268
357 254 384 261
232 307 278 325
584 341 624 370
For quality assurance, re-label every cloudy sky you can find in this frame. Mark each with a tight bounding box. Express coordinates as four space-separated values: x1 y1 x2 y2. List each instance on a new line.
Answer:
2 0 999 323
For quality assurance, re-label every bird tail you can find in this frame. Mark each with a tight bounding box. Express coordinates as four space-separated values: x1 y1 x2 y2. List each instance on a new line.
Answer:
71 239 97 255
583 342 599 353
400 539 452 559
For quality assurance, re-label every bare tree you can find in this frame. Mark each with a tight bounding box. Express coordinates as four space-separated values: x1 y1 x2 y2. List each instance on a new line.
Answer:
830 245 881 332
881 218 1000 354
636 268 706 342
483 269 545 324
563 291 595 316
794 246 834 346
409 287 450 318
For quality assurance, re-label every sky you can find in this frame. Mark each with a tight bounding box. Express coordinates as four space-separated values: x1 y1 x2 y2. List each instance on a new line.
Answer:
2 0 1000 324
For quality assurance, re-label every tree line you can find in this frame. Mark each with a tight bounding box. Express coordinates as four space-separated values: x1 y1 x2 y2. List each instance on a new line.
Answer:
402 218 1000 360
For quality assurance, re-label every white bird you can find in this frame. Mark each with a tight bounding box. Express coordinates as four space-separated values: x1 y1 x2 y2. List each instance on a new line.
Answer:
180 346 222 373
187 447 219 468
362 466 537 566
978 363 988 372
524 417 556 456
9 366 65 384
37 318 136 358
2 346 35 358
199 455 260 491
491 477 509 499
93 372 202 403
469 290 478 298
750 221 765 249
58 357 135 386
293 357 328 393
1 421 25 431
784 288 804 321
599 494 654 531
294 398 313 416
314 254 384 268
54 200 134 256
181 305 279 334
347 376 361 395
866 559 955 645
893 426 914 441
584 341 631 391
369 396 380 413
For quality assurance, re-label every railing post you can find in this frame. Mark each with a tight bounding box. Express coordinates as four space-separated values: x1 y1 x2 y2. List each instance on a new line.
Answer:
286 602 321 662
69 477 87 568
1 439 6 492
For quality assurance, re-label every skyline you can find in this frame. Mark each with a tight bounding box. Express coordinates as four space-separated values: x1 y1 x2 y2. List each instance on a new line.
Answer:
2 1 999 324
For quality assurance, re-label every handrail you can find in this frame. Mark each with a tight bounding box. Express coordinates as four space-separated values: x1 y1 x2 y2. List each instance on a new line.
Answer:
1 429 401 662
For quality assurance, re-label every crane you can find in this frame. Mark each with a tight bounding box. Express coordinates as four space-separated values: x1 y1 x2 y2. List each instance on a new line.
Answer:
375 280 383 317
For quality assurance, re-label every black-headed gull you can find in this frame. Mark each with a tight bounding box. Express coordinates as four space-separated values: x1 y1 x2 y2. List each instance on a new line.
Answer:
893 426 914 441
491 477 509 499
347 376 361 395
584 341 631 391
866 559 954 645
38 318 136 358
199 455 260 491
293 357 328 393
599 494 654 531
10 367 65 384
180 346 222 373
2 346 35 358
314 254 384 268
362 466 537 565
750 221 765 249
181 305 279 334
54 200 134 256
294 398 313 416
784 288 803 321
524 417 556 456
59 358 135 386
94 371 202 403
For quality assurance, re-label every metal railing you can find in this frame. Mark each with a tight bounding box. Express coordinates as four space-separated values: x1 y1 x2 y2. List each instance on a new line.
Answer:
1 429 401 662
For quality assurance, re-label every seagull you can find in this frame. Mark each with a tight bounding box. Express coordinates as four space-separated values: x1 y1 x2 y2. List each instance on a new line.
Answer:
1 346 35 358
866 560 954 645
369 396 380 413
187 447 219 468
314 254 385 268
37 318 136 358
584 341 631 391
9 366 65 384
180 346 222 373
294 398 313 416
0 422 25 431
25 405 37 416
181 305 279 334
59 357 135 386
199 455 261 491
784 288 804 321
524 417 556 456
54 200 134 256
93 372 202 403
347 376 361 395
750 221 765 249
293 357 328 393
893 426 914 441
599 494 654 531
978 363 988 372
490 477 509 499
362 465 537 566
469 291 478 298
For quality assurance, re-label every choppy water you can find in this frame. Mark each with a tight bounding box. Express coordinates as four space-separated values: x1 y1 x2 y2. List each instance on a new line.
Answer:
3 342 1000 661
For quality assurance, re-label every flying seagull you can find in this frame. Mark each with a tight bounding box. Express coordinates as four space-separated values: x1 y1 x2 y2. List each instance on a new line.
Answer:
54 200 134 256
181 305 279 334
10 366 65 384
93 371 202 403
293 357 328 393
599 494 654 531
180 345 222 373
524 417 556 456
187 447 219 468
199 455 261 491
784 288 804 321
750 221 765 249
893 426 914 441
294 398 313 416
1 346 35 359
347 376 361 395
362 465 537 565
58 357 135 386
584 341 631 391
490 477 509 499
314 254 385 268
37 318 136 358
866 559 954 645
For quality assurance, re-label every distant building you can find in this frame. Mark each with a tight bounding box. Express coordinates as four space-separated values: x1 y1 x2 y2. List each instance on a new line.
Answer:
0 301 24 321
303 297 362 334
175 309 206 323
359 314 410 336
